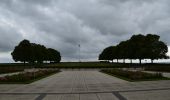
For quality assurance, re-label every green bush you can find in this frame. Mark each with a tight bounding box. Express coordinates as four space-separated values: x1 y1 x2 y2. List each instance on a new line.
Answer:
145 66 170 72
101 69 164 81
0 67 24 74
0 69 60 83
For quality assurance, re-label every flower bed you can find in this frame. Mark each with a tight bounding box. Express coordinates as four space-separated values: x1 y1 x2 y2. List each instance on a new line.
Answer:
0 67 24 74
145 66 170 72
101 69 169 81
0 69 60 84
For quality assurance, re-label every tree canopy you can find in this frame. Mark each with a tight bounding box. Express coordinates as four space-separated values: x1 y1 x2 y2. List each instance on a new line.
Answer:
99 34 169 64
11 39 61 64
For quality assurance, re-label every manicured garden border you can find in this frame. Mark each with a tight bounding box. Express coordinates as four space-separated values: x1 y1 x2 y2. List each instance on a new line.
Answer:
145 66 170 73
0 70 60 84
100 69 170 82
0 68 24 74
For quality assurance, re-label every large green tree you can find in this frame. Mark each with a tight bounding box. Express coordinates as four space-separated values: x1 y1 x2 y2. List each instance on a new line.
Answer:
129 34 146 64
11 40 61 64
145 34 168 63
99 34 169 64
117 41 130 63
99 46 116 62
47 48 61 63
11 40 32 64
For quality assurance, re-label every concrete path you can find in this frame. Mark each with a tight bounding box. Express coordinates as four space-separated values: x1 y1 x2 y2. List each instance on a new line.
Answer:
0 71 170 100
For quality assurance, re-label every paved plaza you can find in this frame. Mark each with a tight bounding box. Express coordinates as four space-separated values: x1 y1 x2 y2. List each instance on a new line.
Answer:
0 70 170 100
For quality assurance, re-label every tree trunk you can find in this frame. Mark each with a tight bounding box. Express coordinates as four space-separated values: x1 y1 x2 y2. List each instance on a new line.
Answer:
123 59 125 63
139 59 142 65
24 61 26 66
131 59 132 64
117 59 118 63
151 59 154 64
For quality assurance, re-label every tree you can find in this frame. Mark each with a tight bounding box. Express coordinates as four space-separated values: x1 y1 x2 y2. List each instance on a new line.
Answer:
99 34 169 64
150 41 168 63
33 44 47 63
99 46 116 62
11 39 32 64
47 48 61 63
11 39 61 64
129 34 146 64
117 41 130 63
112 46 118 63
145 34 168 63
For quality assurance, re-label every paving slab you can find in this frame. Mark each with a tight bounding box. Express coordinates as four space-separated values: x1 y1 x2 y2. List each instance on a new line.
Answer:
61 94 79 100
97 93 118 100
121 90 170 100
43 95 61 100
0 85 24 92
0 70 170 100
6 71 127 93
80 94 99 100
0 94 38 100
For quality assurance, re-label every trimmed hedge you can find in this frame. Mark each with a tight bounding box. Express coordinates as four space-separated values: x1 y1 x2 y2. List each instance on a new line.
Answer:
101 69 168 81
145 66 170 72
0 69 60 83
0 67 24 74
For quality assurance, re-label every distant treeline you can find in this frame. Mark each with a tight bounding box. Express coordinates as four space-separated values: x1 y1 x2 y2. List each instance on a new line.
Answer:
99 34 169 64
11 40 61 64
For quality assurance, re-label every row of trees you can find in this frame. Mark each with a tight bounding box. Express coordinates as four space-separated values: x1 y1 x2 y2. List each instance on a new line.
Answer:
99 34 169 64
11 40 61 64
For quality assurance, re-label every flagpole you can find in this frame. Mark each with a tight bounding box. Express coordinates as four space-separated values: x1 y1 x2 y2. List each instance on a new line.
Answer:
78 44 80 62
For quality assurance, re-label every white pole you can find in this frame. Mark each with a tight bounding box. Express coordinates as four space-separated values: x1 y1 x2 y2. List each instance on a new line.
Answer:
79 44 80 62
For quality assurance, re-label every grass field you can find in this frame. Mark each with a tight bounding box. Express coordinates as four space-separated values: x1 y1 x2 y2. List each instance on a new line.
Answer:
0 62 125 68
0 67 24 74
46 62 126 68
0 69 60 84
145 65 170 72
0 62 170 70
101 69 170 81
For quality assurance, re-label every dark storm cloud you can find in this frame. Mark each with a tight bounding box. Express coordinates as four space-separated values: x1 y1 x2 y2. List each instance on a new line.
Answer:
0 0 170 61
0 26 22 52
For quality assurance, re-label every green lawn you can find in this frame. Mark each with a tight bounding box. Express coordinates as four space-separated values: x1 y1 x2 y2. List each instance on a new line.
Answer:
45 62 126 68
0 69 60 84
101 69 169 82
1 62 170 69
0 67 24 74
145 65 170 72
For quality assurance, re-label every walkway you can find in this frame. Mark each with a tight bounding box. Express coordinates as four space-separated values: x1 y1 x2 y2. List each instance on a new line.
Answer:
0 71 170 100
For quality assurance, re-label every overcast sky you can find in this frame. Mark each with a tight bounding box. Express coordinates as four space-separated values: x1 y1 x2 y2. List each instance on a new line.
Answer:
0 0 170 62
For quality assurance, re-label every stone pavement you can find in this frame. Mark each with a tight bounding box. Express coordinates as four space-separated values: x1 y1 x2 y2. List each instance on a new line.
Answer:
0 71 170 100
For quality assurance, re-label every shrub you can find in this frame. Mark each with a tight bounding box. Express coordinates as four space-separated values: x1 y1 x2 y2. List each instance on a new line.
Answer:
0 67 24 74
0 69 60 83
145 66 170 72
101 69 164 80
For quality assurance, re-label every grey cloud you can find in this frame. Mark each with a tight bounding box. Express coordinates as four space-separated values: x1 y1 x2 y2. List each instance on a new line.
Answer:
56 0 140 36
0 26 23 52
0 0 170 61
